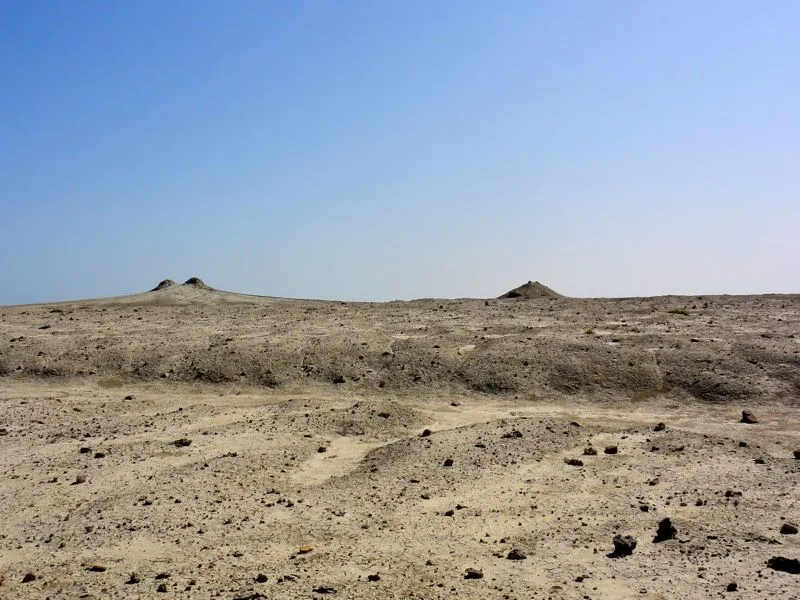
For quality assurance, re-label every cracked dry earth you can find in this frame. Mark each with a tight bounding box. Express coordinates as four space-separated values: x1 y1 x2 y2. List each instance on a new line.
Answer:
0 286 798 599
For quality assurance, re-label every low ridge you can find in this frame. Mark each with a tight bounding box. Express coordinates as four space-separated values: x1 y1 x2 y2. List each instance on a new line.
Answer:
499 280 563 299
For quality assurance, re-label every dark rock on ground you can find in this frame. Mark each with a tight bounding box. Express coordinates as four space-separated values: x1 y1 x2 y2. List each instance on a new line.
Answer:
233 593 267 600
654 422 666 431
604 445 618 454
443 458 454 467
21 573 36 583
367 574 380 582
740 410 758 424
420 428 432 437
313 585 337 594
583 447 597 456
126 572 141 584
653 518 677 542
565 458 583 466
766 556 800 574
502 430 523 439
507 548 527 560
172 438 192 447
464 567 484 579
612 534 637 556
726 582 738 592
87 565 107 572
255 573 268 583
779 522 798 535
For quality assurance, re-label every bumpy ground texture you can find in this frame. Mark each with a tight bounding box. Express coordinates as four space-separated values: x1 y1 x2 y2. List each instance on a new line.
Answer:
0 282 798 599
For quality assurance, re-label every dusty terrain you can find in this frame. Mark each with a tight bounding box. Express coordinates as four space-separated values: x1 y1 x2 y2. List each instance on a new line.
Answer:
0 280 798 599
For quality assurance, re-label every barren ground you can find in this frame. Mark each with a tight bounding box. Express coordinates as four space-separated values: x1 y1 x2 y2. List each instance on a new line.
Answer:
1 283 798 599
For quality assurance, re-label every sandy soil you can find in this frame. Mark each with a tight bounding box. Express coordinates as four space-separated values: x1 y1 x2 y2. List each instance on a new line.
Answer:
0 282 798 599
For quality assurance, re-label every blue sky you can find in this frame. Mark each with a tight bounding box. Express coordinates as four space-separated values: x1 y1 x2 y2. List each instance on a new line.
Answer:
1 0 798 304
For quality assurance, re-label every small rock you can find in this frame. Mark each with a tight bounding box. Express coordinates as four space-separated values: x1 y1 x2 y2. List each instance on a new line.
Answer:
73 474 87 485
93 452 105 459
22 573 37 583
156 582 167 592
171 438 192 447
79 447 91 454
726 582 738 592
124 395 135 400
0 428 7 436
604 445 618 455
583 447 597 456
793 449 800 460
255 573 268 583
126 572 141 584
766 556 800 574
313 585 336 594
564 458 583 467
332 375 346 384
740 410 758 424
779 522 798 535
154 572 170 580
653 518 677 543
654 422 666 431
298 546 313 554
755 457 766 464
86 565 106 572
420 428 432 437
367 574 380 582
443 458 454 467
507 548 527 560
612 534 637 556
317 446 327 453
501 430 523 439
464 568 484 579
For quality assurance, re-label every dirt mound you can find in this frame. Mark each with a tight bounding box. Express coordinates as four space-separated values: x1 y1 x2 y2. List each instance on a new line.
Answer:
151 279 177 291
183 277 212 290
499 280 562 299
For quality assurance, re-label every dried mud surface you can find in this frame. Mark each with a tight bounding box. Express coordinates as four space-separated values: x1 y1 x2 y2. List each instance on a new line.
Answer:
0 285 798 599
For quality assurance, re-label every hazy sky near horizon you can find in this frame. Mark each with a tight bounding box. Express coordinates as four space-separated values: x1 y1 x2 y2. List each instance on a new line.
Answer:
1 1 798 304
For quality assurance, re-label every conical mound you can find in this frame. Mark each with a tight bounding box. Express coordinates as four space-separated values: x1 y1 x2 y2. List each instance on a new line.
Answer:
151 279 177 291
498 280 563 299
183 277 213 290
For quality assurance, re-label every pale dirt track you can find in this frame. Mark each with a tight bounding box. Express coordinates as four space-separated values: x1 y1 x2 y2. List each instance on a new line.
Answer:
0 283 798 599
